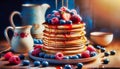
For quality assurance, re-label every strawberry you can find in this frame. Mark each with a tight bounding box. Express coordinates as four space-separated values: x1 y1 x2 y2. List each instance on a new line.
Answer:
70 14 82 23
87 45 96 52
62 12 71 21
81 50 90 58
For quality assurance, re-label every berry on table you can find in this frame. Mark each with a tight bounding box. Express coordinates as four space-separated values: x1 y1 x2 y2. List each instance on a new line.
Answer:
77 54 82 58
103 58 110 64
55 52 64 60
34 61 41 66
87 45 96 52
9 56 20 65
95 46 101 49
63 56 69 60
32 48 41 57
77 63 83 69
104 52 110 56
22 60 30 66
71 56 79 59
44 54 50 58
4 52 14 60
39 52 45 58
100 48 106 52
42 61 49 67
90 52 97 57
110 50 116 55
50 55 55 59
81 50 90 58
19 54 25 60
64 64 72 69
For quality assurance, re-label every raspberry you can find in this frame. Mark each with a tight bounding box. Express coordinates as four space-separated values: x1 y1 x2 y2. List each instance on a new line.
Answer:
55 52 64 60
9 56 20 65
4 52 14 60
81 50 90 58
51 17 59 25
70 14 82 23
32 48 41 56
87 45 96 52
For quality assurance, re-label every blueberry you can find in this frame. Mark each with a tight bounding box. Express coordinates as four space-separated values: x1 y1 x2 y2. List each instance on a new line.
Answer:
46 19 52 24
34 61 41 66
64 64 72 69
77 63 83 69
66 20 72 25
39 52 45 58
69 56 73 59
50 55 55 59
19 54 25 60
100 48 106 52
110 50 116 55
71 56 79 59
76 54 82 58
90 52 97 57
95 46 101 49
22 60 30 66
60 19 66 25
63 56 69 60
103 58 110 64
104 52 110 56
44 54 50 58
34 39 39 44
42 61 49 67
38 39 43 44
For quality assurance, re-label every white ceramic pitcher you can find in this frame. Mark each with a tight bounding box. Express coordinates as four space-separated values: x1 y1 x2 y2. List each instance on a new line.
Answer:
10 4 50 39
4 25 34 53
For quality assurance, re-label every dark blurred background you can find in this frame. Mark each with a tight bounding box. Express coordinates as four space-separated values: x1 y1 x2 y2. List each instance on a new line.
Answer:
0 0 120 40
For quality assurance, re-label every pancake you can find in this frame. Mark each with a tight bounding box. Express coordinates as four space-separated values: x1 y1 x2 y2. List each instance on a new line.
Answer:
43 23 85 30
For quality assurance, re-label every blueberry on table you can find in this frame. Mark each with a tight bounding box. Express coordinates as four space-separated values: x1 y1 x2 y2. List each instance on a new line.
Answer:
44 54 50 58
64 64 72 69
103 58 110 64
39 52 45 58
63 56 69 60
76 54 82 58
34 61 41 66
90 52 97 57
77 63 83 69
19 54 25 60
104 52 110 56
100 48 106 52
22 60 30 66
110 50 116 55
50 55 55 59
95 46 101 49
42 61 49 67
71 56 79 59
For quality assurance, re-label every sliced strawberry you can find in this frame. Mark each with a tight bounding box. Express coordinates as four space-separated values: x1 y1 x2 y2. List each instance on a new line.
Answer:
62 12 71 21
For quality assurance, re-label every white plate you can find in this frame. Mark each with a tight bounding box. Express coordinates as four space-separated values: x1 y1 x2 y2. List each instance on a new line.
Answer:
29 51 99 64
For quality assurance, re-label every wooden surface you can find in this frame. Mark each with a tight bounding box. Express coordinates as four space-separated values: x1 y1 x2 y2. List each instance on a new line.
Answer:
0 39 120 69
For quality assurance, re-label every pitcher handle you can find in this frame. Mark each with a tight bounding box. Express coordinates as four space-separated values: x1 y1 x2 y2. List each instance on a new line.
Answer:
4 26 14 45
10 11 21 29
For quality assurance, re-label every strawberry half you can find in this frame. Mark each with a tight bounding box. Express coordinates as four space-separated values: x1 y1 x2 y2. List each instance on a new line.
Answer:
62 12 71 21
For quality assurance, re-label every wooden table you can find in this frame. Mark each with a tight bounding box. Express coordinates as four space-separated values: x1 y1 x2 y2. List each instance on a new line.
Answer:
0 39 120 69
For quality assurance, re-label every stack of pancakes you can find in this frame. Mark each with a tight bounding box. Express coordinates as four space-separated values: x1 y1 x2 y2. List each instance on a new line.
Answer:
42 23 87 56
